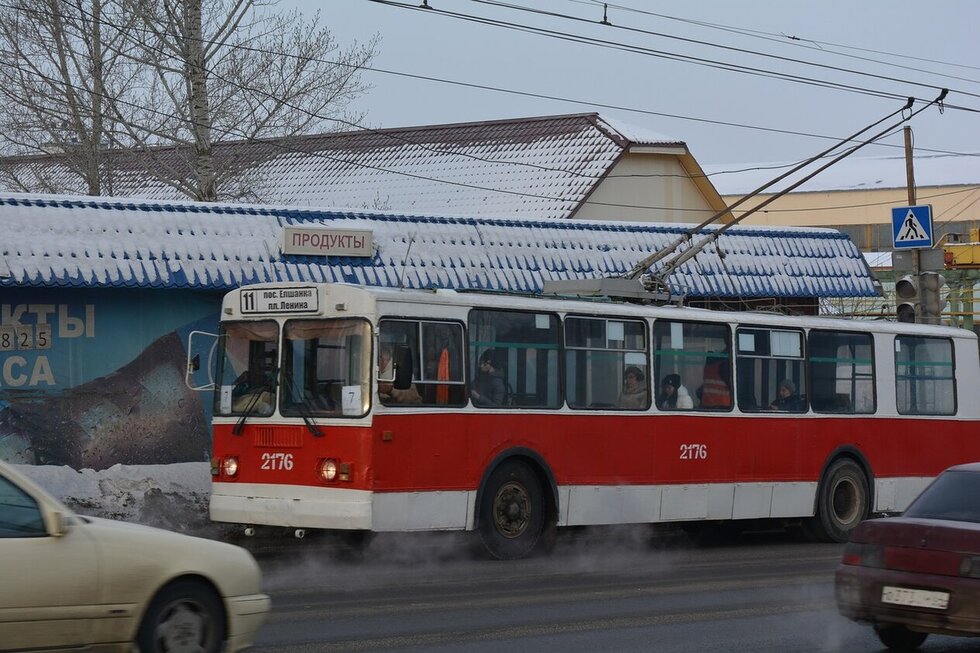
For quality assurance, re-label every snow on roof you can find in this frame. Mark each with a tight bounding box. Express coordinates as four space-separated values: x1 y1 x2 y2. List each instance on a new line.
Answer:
0 193 878 298
595 115 683 147
0 113 687 221
704 153 980 196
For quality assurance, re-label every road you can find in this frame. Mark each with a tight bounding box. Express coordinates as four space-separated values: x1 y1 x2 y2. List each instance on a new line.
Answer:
246 526 980 653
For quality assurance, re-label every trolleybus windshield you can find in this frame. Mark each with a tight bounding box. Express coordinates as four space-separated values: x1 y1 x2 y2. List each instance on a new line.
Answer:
215 320 279 417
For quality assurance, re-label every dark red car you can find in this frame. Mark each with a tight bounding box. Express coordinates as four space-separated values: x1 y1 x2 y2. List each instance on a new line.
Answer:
835 462 980 651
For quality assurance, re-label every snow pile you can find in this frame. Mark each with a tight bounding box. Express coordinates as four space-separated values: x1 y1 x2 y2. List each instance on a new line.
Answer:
14 462 220 537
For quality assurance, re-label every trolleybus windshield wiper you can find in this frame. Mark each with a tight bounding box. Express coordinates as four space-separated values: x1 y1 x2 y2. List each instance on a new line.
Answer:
232 368 278 436
280 372 324 437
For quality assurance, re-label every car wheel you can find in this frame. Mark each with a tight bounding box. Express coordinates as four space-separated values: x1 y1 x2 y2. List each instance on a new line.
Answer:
875 624 928 651
478 460 544 560
136 579 226 653
806 458 870 542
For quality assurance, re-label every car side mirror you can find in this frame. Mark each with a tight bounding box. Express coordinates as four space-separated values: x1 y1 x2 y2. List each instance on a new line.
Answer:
47 510 67 537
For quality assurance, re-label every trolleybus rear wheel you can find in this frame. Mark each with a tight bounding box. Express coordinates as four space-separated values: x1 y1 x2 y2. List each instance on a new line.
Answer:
806 458 870 543
478 460 544 560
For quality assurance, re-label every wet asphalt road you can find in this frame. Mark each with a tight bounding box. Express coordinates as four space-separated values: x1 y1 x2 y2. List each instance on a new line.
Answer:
244 526 980 653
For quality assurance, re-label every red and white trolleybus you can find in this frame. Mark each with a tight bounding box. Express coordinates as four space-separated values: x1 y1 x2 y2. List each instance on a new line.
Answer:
189 282 980 559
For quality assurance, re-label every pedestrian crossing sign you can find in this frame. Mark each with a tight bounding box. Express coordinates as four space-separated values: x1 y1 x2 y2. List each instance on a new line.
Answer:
891 205 933 249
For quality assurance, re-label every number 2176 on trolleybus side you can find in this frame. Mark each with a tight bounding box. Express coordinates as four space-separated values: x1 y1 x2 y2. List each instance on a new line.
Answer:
187 282 980 559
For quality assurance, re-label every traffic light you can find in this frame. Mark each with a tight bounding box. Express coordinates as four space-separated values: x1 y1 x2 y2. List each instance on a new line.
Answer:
895 274 919 323
894 272 946 324
919 272 947 324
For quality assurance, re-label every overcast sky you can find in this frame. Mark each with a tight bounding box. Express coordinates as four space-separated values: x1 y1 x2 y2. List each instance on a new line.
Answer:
281 0 979 168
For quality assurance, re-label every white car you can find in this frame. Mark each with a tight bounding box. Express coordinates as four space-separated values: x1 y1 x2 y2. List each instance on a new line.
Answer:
0 460 270 652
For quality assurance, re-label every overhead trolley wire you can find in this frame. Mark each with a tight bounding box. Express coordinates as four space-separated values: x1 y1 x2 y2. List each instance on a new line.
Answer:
570 0 980 83
622 97 918 280
367 0 980 115
466 0 980 102
633 91 950 292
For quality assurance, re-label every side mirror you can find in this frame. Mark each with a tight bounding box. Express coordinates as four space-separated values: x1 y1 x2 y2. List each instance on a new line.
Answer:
47 510 67 537
393 345 414 390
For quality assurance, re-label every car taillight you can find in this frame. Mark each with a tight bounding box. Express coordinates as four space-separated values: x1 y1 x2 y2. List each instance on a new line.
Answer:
842 542 884 567
960 556 980 578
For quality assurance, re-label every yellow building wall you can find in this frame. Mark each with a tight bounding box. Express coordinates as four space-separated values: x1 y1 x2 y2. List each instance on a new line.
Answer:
575 153 720 224
722 184 980 228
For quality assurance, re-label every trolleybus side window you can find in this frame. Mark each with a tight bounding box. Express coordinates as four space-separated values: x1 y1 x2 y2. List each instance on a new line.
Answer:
281 318 371 418
377 319 466 407
895 335 956 416
215 320 279 417
468 309 561 409
652 320 732 411
565 316 648 410
808 330 875 414
420 322 466 405
736 328 806 413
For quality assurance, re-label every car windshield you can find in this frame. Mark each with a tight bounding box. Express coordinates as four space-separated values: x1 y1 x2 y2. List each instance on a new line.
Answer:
903 470 980 523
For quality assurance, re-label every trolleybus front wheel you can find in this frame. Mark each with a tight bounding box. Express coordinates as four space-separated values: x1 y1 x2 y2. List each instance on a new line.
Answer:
478 460 544 560
806 458 870 543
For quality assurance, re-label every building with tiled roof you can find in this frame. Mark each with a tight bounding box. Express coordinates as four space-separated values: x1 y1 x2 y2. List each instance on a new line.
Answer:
0 113 731 224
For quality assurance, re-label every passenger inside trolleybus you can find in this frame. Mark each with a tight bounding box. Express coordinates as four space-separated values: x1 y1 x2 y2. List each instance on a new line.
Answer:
769 379 805 412
230 360 276 414
471 350 507 406
657 374 694 410
618 366 648 409
378 344 422 405
231 371 275 414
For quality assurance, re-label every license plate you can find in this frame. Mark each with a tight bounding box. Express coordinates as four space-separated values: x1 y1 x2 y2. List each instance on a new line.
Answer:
881 586 949 610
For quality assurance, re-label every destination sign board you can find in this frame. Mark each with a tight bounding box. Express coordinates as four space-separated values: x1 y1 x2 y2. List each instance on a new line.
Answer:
240 286 319 314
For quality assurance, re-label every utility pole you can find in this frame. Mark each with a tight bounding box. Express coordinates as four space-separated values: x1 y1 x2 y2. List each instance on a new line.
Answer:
904 127 921 322
900 126 946 324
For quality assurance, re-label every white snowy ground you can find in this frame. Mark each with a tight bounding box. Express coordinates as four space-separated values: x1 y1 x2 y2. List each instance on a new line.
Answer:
14 462 220 537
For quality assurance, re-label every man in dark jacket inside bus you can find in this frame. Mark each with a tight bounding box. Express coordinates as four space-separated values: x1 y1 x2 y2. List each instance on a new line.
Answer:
471 350 506 406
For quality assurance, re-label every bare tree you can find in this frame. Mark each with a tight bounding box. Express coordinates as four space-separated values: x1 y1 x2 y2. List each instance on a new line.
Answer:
0 0 378 201
113 0 378 201
0 0 141 195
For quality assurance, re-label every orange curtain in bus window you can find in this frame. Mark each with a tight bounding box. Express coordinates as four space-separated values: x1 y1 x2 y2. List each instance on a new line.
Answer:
436 347 449 403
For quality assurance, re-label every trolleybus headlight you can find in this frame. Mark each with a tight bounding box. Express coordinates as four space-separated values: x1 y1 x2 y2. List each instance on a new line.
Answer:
319 458 338 482
222 456 239 478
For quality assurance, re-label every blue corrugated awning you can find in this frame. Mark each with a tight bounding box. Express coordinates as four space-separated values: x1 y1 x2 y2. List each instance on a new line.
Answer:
0 193 878 298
